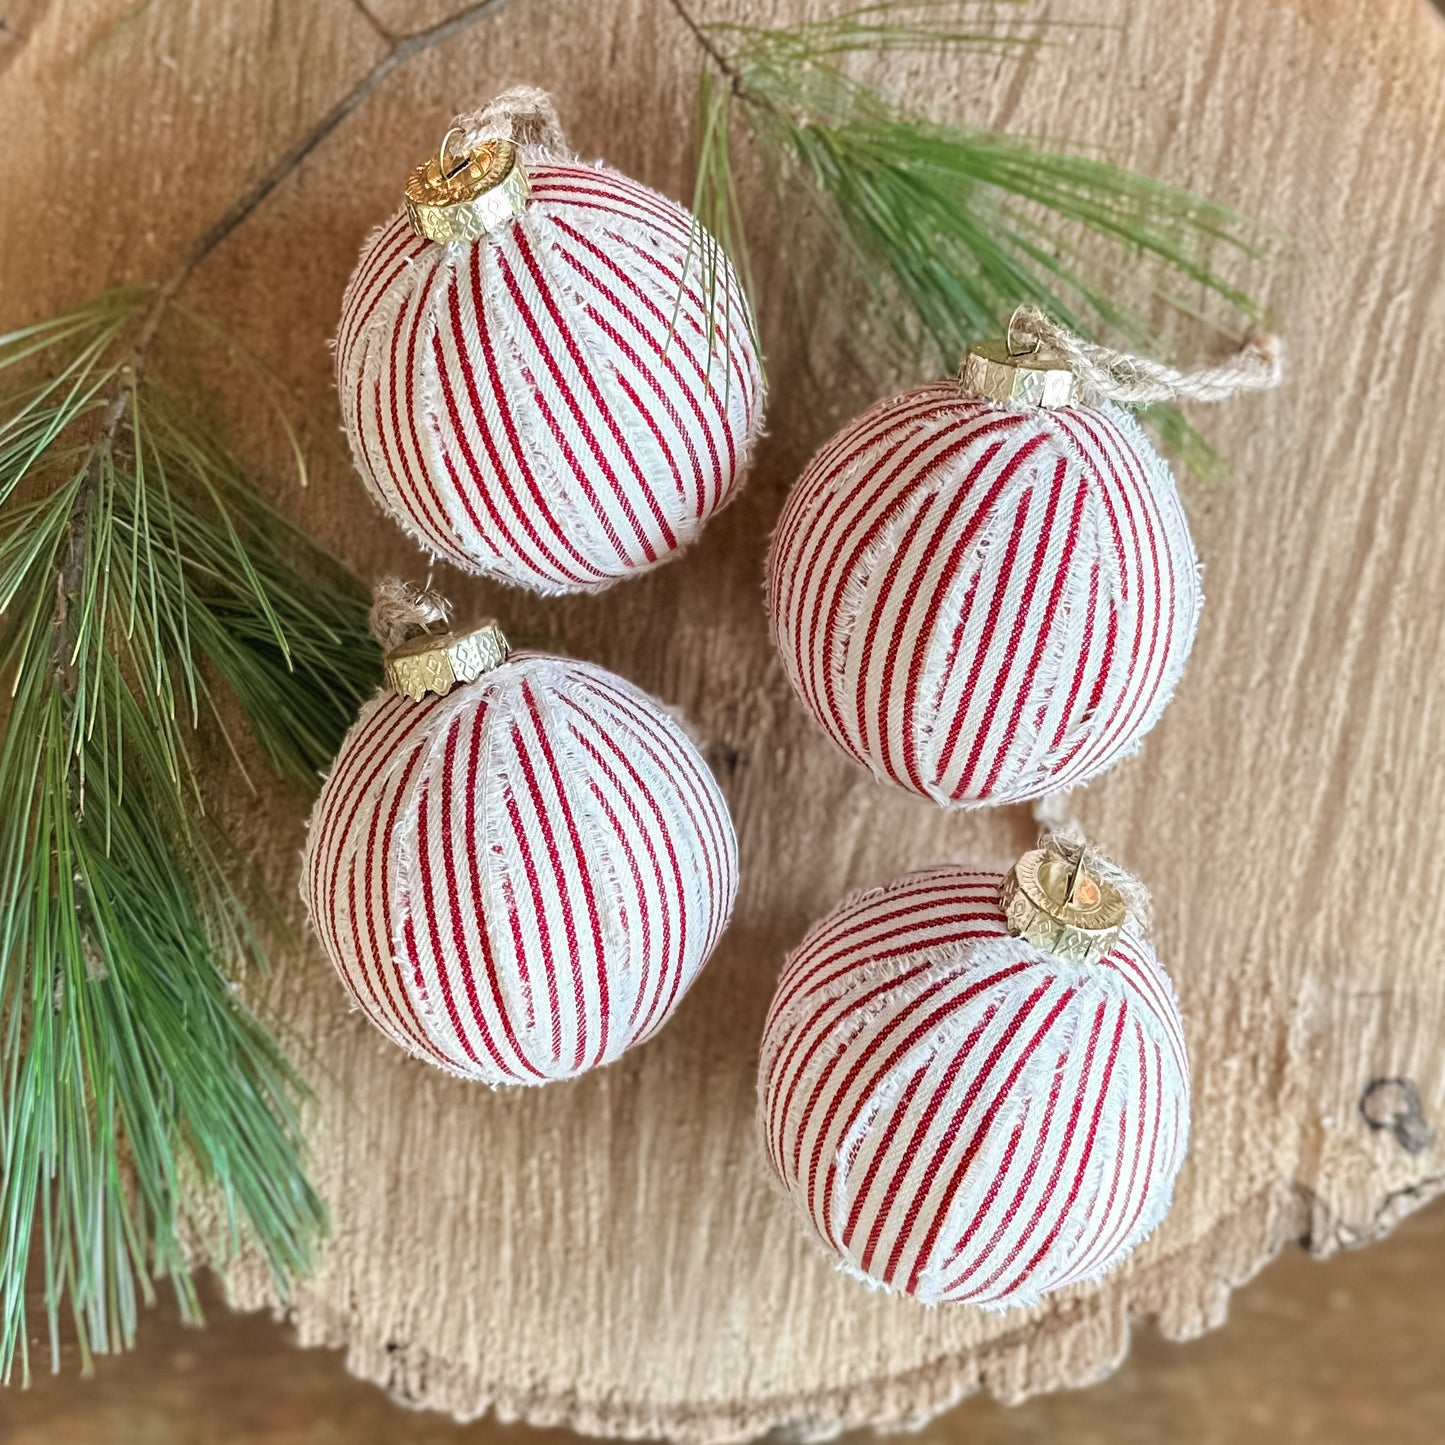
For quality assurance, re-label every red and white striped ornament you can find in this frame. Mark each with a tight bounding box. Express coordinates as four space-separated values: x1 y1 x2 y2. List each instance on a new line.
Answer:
303 605 737 1085
337 87 763 595
767 348 1201 807
758 853 1189 1308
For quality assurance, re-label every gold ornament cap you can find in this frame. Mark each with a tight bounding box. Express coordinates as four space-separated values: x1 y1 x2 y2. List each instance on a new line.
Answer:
384 622 511 702
960 336 1079 409
999 847 1127 964
404 133 530 243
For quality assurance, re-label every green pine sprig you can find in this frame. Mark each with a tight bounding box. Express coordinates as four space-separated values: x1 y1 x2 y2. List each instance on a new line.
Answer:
672 0 1276 474
0 0 520 1379
0 290 378 1382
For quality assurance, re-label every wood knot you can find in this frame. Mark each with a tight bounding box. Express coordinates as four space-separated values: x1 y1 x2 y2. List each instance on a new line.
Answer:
1360 1077 1435 1154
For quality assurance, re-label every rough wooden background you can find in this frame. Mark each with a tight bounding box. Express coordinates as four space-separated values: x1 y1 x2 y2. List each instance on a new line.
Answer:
2 0 1444 1439
8 1202 1444 1444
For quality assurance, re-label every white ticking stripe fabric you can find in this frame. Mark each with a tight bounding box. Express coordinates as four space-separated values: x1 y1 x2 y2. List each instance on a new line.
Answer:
767 385 1201 806
303 656 738 1084
336 158 764 595
759 864 1189 1308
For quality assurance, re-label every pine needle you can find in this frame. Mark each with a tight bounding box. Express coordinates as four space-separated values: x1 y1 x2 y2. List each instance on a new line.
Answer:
678 0 1276 475
0 291 379 1382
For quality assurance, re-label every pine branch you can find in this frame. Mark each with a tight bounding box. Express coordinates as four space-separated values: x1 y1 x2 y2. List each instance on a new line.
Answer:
668 0 1276 476
55 0 519 684
1 0 518 1385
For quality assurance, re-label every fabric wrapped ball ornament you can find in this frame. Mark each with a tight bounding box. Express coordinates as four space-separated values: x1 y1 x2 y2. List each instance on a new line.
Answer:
767 311 1278 807
758 842 1189 1307
303 587 738 1084
336 86 764 595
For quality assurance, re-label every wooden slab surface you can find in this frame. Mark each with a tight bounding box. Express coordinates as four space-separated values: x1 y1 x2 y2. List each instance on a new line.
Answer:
2 0 1444 1437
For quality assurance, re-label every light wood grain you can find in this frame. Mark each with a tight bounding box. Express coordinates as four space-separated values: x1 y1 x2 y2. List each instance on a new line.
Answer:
2 0 1443 1437
6 1203 1445 1444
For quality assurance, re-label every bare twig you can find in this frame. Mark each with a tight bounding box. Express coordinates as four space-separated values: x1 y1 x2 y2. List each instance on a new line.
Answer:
666 0 748 95
346 0 395 44
51 0 517 679
136 0 518 368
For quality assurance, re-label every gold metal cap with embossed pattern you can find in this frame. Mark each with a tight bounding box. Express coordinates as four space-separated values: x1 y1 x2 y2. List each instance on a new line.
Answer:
999 846 1126 964
384 622 511 702
960 336 1079 409
404 132 530 243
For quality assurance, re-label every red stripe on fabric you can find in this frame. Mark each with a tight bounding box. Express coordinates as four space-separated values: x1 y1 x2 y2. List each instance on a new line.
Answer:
931 477 1037 795
622 240 756 411
523 679 612 1068
896 458 1008 793
850 488 941 781
1114 1035 1166 1258
903 985 1077 1295
372 375 454 557
1091 412 1172 747
552 218 735 482
978 457 1086 798
571 730 674 1038
1056 1020 1146 1286
992 1001 1127 1301
553 219 730 512
948 486 1040 799
820 1060 930 1249
337 220 421 381
587 359 688 538
435 710 535 1078
311 698 417 921
891 982 1063 1291
444 253 603 583
1047 559 1103 755
479 255 633 571
1073 411 1179 778
1066 421 1153 774
503 235 661 560
464 237 617 578
764 927 1005 1169
432 314 568 581
770 907 1003 1026
1107 941 1187 1077
1052 412 1153 779
584 779 656 1035
313 705 419 974
873 429 1048 793
762 873 1004 1153
558 691 695 1033
354 746 454 1065
841 1005 999 1261
529 170 699 246
769 389 962 587
502 779 564 1065
517 236 687 545
401 268 491 564
952 997 1111 1300
765 878 1003 1035
579 674 733 959
343 855 414 1053
571 282 708 518
413 772 511 1076
380 280 465 555
373 748 466 1067
459 701 547 1078
508 714 590 1072
801 416 1024 760
937 1046 1067 1284
864 429 1034 787
767 952 952 1180
1051 595 1119 779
